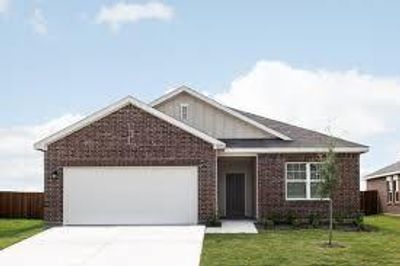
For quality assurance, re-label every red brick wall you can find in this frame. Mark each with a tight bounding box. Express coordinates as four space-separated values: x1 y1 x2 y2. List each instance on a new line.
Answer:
367 177 400 214
257 153 360 219
44 104 216 224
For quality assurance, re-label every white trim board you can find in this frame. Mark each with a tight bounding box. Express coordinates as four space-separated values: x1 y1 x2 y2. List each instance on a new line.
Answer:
221 147 369 154
365 171 400 180
34 96 226 151
284 161 329 201
150 86 292 141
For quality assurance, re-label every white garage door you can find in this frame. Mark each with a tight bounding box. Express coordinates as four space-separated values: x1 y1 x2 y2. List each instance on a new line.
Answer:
63 166 198 225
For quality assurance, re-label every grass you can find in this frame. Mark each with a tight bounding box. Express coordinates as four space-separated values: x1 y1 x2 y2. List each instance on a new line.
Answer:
201 215 400 266
0 219 44 250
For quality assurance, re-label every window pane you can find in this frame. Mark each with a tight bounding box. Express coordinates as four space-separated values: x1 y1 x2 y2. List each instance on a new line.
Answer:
388 181 393 192
301 172 307 179
311 182 322 199
388 192 393 203
310 164 322 180
180 105 188 120
287 164 295 171
287 163 306 180
287 172 295 179
287 182 306 198
293 172 306 180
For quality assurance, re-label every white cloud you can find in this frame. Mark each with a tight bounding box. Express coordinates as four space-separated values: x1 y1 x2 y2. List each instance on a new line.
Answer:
214 60 400 179
95 2 174 32
0 114 83 191
30 7 47 35
0 0 9 14
215 60 400 140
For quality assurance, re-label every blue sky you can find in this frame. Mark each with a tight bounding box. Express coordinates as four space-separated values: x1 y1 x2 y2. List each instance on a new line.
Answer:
1 0 400 190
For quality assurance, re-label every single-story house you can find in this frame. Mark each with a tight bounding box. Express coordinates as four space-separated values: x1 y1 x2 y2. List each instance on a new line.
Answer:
34 86 368 225
366 161 400 214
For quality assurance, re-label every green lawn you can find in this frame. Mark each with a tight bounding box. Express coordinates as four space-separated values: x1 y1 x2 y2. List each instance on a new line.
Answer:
201 215 400 266
0 219 44 250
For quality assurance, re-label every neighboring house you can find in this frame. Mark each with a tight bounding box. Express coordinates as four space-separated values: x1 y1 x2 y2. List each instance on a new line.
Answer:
34 86 368 225
366 161 400 214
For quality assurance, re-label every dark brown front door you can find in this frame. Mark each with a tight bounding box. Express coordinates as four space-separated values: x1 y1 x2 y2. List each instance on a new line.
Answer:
226 173 245 218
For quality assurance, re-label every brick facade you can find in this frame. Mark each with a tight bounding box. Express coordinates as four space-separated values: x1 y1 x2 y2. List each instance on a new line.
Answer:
367 177 400 214
43 102 362 224
44 104 216 224
257 153 360 219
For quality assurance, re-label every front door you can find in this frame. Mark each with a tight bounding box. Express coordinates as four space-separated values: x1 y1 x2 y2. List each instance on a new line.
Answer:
226 173 245 218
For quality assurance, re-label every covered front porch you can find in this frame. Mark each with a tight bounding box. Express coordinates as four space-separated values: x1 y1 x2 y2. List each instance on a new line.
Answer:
217 156 257 219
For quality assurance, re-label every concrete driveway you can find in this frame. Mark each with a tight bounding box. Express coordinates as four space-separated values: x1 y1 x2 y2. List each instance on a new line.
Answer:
0 226 205 266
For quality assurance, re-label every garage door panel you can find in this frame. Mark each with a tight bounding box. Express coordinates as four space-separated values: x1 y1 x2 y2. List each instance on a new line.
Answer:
63 167 198 225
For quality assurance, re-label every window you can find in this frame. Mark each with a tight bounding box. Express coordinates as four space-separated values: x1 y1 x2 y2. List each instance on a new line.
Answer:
180 104 189 121
386 176 394 204
286 162 324 200
394 176 400 203
394 176 399 203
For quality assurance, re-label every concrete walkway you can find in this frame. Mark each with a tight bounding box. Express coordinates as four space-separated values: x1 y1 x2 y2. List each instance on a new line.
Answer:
206 220 258 234
0 226 205 266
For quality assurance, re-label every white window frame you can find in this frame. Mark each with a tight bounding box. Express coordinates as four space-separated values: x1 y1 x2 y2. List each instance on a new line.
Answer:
394 175 399 204
285 162 328 201
180 103 189 121
386 176 394 204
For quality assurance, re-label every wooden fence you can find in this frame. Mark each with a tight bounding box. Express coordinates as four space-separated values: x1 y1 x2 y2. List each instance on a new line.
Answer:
360 190 379 215
0 192 44 219
0 190 381 219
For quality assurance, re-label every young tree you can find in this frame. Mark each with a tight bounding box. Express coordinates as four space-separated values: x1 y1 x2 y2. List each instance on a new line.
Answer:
319 142 339 246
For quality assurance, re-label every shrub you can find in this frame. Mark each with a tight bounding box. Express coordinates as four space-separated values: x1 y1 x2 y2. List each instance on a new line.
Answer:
334 212 344 225
259 214 275 229
353 212 364 230
291 218 301 228
285 211 297 226
269 211 283 225
308 213 320 228
264 219 275 228
206 213 221 227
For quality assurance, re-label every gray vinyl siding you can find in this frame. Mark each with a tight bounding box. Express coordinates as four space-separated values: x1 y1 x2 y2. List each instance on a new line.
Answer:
154 92 271 139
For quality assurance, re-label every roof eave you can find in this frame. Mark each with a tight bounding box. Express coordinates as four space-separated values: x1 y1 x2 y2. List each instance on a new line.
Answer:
365 171 400 180
221 146 369 154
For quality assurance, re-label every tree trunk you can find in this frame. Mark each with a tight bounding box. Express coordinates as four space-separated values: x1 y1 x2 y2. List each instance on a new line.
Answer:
328 199 333 245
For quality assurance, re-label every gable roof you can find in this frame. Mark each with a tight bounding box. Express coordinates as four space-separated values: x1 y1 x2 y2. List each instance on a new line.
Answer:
150 86 292 141
366 161 400 180
220 109 368 153
34 96 226 151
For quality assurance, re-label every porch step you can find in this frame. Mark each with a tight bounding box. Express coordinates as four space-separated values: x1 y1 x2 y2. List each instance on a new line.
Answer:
206 220 258 234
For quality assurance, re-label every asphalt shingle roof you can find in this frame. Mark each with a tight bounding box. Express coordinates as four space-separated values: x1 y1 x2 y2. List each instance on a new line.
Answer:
221 108 367 149
367 161 400 178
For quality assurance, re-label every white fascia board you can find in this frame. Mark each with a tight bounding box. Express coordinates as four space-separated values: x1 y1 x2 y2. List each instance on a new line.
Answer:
34 96 225 151
365 171 400 180
217 151 257 157
221 147 369 154
150 86 292 141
